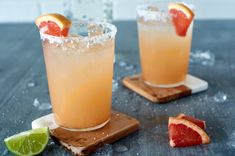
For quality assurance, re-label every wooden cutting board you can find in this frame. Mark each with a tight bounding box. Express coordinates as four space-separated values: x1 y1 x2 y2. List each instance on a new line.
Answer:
32 111 139 155
122 74 208 103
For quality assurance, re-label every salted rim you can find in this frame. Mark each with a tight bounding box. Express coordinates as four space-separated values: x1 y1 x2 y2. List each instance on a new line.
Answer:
40 20 117 44
136 2 194 21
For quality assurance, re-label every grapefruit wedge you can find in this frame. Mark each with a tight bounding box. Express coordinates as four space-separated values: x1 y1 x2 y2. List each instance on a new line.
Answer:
35 13 71 37
168 3 194 37
168 117 210 147
177 113 206 130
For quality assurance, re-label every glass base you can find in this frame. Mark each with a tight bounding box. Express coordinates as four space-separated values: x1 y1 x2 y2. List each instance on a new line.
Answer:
144 80 184 88
59 118 110 132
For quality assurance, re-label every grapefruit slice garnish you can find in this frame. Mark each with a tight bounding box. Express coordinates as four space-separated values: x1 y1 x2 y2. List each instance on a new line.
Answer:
168 117 210 147
35 13 71 37
177 114 206 130
168 3 194 37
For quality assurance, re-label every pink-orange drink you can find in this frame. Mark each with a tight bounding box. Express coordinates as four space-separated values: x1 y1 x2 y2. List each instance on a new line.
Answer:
39 19 117 131
137 2 194 88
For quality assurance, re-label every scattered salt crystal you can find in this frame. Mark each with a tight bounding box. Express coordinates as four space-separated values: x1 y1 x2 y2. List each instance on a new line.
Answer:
213 92 227 103
228 130 235 148
114 144 128 153
230 65 235 70
33 98 52 110
112 80 118 92
125 64 134 70
38 102 52 110
27 82 36 87
145 102 150 106
118 61 127 67
33 98 40 107
2 149 8 155
94 144 113 156
130 107 137 112
190 50 215 66
48 140 56 146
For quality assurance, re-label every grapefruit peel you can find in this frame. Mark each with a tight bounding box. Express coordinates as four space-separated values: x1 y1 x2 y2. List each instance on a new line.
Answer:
177 113 206 130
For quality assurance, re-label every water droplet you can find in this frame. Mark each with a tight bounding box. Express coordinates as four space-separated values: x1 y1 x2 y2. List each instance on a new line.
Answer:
114 144 128 153
136 152 140 155
213 92 227 103
33 98 40 107
27 82 36 87
38 102 52 110
190 50 215 66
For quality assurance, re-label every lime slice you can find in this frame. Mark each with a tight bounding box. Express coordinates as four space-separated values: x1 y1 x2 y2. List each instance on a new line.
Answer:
4 127 49 156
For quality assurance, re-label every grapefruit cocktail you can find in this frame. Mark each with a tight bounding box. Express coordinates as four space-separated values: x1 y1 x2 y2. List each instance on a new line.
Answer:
137 2 195 88
35 14 117 131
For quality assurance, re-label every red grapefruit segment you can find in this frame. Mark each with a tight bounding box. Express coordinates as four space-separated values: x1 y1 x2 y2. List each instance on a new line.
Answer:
177 114 206 130
168 3 194 37
35 13 71 37
168 117 210 147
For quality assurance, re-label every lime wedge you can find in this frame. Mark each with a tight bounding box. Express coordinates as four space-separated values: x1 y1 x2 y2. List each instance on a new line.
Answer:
4 127 49 156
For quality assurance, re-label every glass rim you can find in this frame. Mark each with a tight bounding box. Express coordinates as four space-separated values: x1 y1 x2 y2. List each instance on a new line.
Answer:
40 20 117 43
136 1 195 15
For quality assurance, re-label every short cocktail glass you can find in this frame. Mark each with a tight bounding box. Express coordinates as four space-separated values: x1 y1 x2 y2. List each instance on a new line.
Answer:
137 2 194 88
40 21 117 131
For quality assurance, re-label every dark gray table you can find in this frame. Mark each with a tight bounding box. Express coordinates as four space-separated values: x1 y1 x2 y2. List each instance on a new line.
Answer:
0 20 235 156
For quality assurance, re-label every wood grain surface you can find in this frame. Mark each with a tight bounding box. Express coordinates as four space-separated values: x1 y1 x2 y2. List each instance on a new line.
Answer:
122 75 192 103
50 111 139 155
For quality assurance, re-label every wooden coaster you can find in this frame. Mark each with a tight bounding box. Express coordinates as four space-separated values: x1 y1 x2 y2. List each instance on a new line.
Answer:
122 74 208 103
32 111 139 155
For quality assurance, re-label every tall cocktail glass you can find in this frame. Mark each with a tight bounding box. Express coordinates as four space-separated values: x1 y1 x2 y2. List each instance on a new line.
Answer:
40 21 117 131
137 2 194 88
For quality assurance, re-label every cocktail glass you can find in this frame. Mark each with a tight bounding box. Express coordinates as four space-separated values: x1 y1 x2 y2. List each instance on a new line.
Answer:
40 20 117 131
137 2 194 88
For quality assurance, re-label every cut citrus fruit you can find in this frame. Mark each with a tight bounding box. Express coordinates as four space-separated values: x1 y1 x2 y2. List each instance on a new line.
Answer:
177 113 206 130
35 13 71 37
168 117 210 147
168 3 194 37
4 127 49 156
